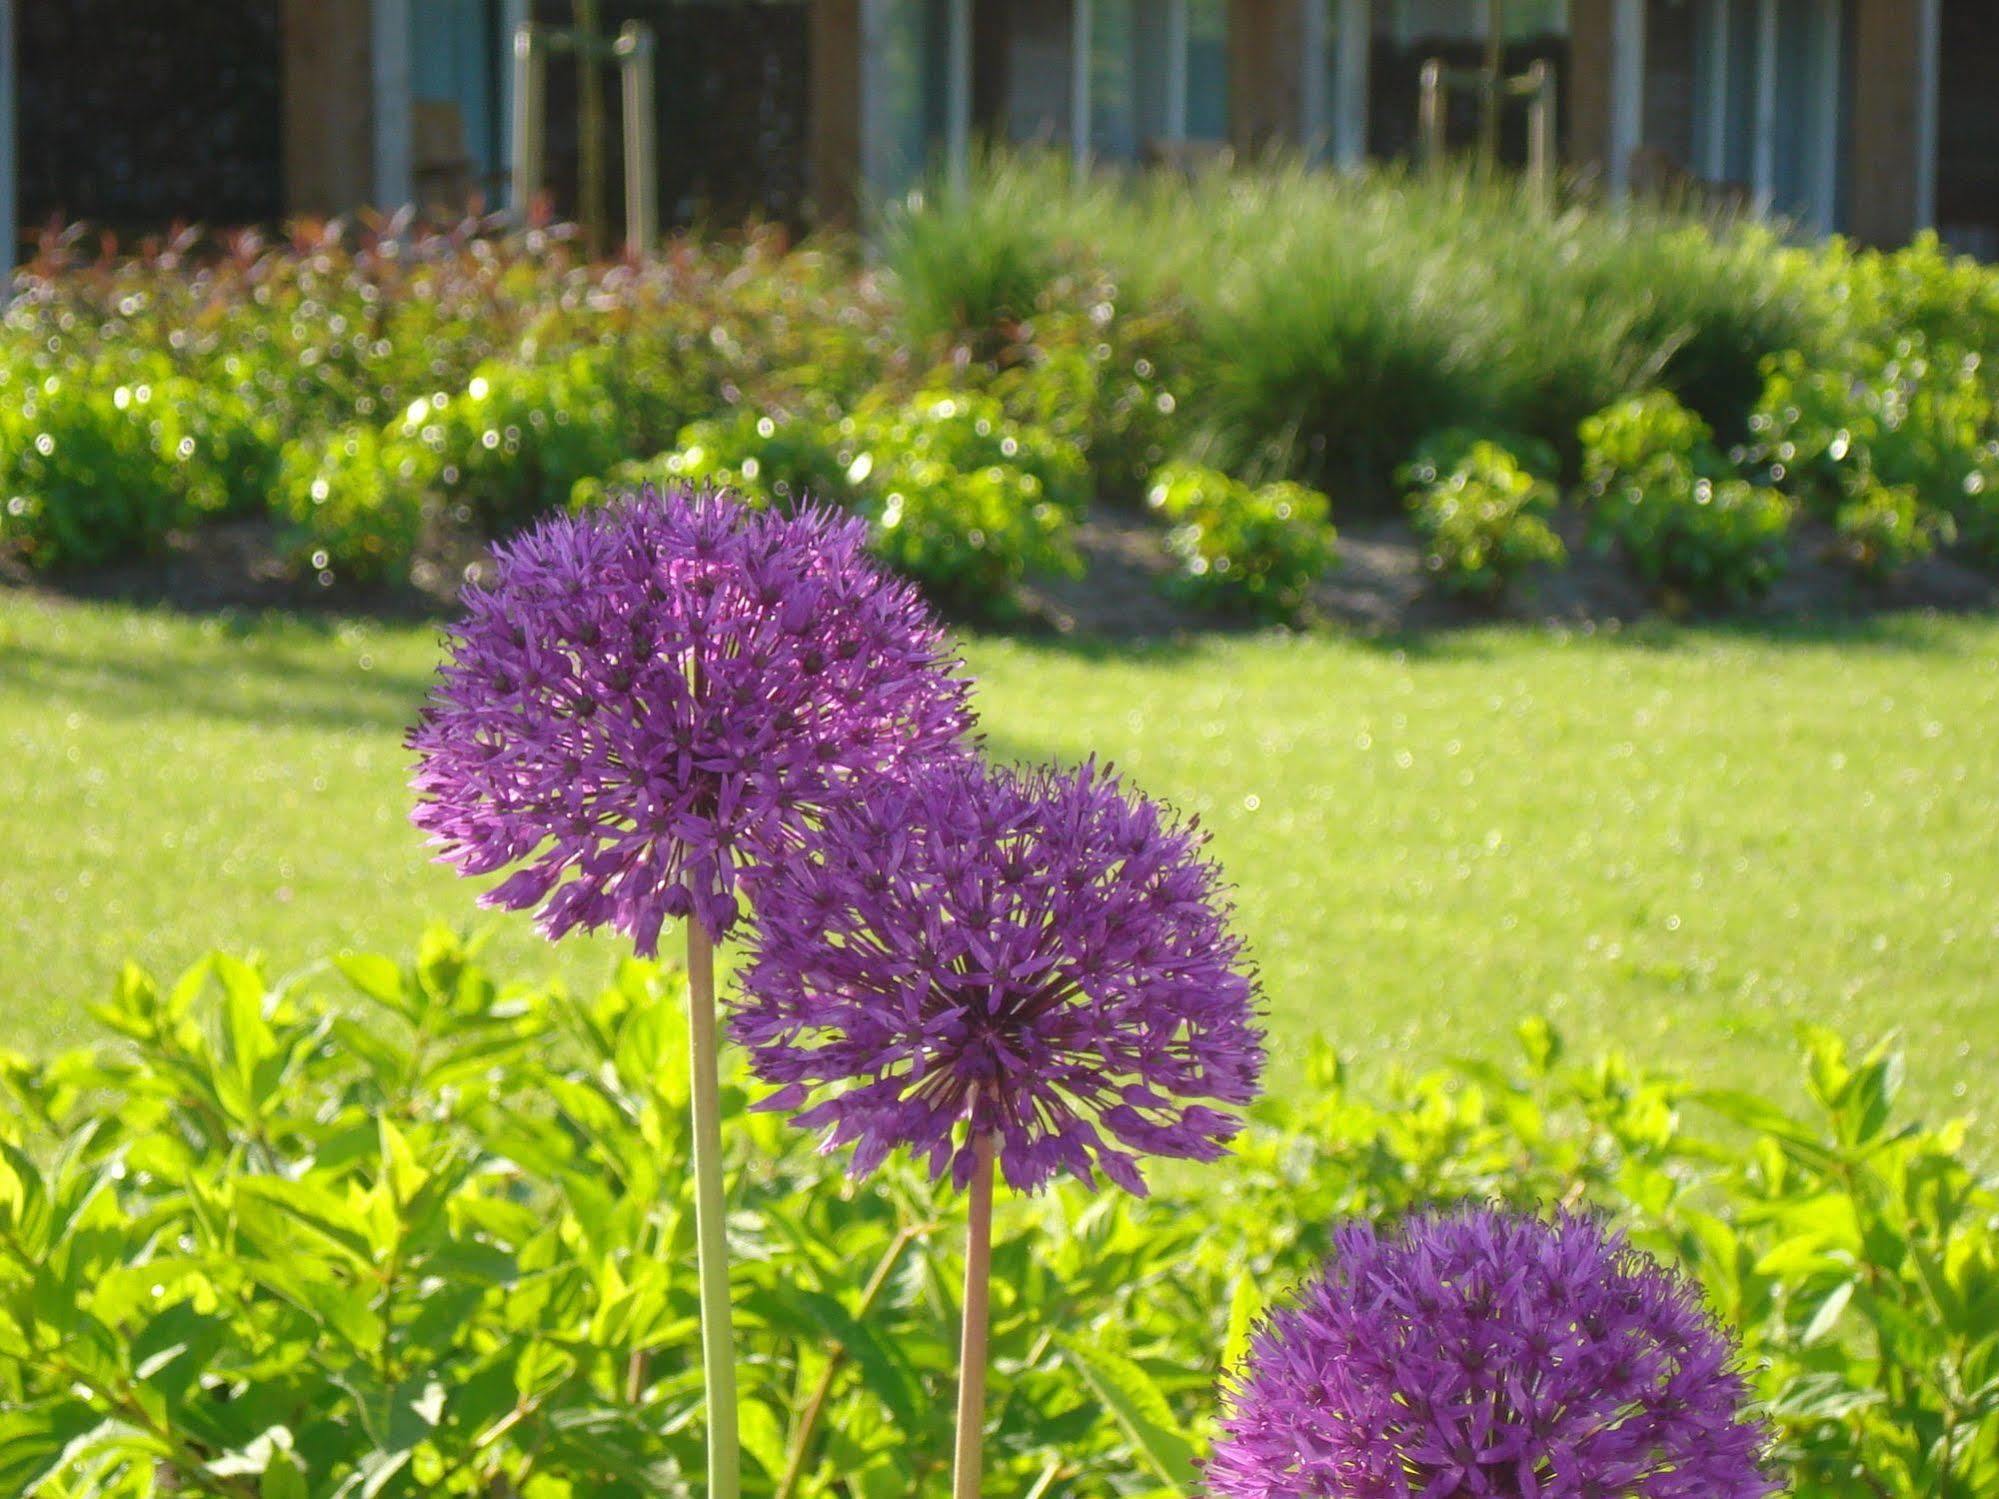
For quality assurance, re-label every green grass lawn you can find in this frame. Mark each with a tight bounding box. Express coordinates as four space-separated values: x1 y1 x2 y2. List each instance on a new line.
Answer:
4 592 1996 1134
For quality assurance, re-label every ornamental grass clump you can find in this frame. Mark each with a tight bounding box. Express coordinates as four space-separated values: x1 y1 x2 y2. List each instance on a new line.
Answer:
1208 1209 1777 1499
408 486 973 1499
731 753 1263 1497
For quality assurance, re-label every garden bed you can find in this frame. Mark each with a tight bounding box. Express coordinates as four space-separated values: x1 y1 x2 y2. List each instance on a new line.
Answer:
6 158 1999 635
12 497 1997 641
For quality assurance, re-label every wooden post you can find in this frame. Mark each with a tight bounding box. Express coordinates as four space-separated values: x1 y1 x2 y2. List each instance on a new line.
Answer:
1526 59 1556 202
1418 59 1445 167
510 22 546 220
1847 0 1942 245
284 0 376 218
1228 0 1310 154
617 23 657 254
807 0 863 223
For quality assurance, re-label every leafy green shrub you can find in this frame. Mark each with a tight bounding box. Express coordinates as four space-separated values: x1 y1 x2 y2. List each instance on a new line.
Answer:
837 390 1090 608
0 354 271 569
646 407 851 509
274 424 433 583
1751 341 1999 565
5 939 1996 1496
1145 462 1337 620
1832 481 1947 576
574 392 1086 612
1581 391 1793 602
977 290 1189 500
395 355 627 536
1398 433 1566 597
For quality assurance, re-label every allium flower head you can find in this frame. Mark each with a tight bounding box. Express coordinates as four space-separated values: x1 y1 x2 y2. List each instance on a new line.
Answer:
409 488 973 951
730 754 1264 1194
1209 1209 1776 1499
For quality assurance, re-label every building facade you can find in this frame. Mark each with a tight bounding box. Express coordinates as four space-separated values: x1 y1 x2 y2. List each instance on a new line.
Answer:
810 0 1993 252
0 0 1992 264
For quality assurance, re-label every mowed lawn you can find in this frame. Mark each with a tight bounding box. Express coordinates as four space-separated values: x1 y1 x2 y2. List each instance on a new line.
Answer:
4 591 1996 1131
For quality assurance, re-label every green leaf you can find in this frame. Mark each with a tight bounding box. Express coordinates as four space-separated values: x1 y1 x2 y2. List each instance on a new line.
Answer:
336 952 411 1012
1222 1272 1261 1377
1056 1334 1201 1492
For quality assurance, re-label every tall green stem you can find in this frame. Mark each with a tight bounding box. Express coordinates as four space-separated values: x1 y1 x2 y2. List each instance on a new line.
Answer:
686 908 740 1499
774 1223 924 1499
951 1133 998 1499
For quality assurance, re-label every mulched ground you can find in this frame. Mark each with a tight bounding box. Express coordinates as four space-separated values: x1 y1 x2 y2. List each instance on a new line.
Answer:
1025 505 1999 638
7 506 1998 638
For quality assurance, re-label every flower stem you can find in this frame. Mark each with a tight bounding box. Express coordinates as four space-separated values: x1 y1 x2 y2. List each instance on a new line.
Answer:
686 910 740 1499
774 1222 926 1499
952 1133 998 1499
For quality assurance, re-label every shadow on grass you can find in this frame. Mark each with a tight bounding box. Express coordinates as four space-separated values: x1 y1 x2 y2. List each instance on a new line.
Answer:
0 608 439 734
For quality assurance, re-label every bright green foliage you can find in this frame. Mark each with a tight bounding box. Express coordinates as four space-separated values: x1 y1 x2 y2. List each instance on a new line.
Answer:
1581 391 1793 603
573 393 1088 610
6 166 1999 613
1751 341 1999 565
1833 482 1947 577
395 355 628 536
973 288 1188 500
595 407 851 511
1690 1031 1999 1495
885 161 1829 486
1144 462 1338 621
0 353 272 569
837 390 1090 607
3 939 1995 1496
879 154 1070 351
1398 434 1566 597
275 425 433 583
1804 231 1999 359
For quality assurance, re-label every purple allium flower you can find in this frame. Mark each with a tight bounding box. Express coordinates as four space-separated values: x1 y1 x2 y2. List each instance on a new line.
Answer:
729 754 1264 1195
409 488 973 951
1208 1209 1777 1499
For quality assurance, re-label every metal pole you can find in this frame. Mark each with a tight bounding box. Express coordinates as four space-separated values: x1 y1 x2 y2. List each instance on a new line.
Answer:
617 23 657 255
1071 0 1093 171
1333 0 1370 171
1608 0 1645 199
1164 0 1190 144
946 0 972 193
1805 0 1840 233
1300 0 1328 157
511 23 546 222
372 0 414 210
1750 0 1776 214
1914 0 1939 230
1479 0 1504 168
0 0 14 300
1700 0 1731 182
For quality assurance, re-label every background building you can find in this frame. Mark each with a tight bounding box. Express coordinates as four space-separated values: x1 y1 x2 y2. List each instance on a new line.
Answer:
0 0 1992 260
